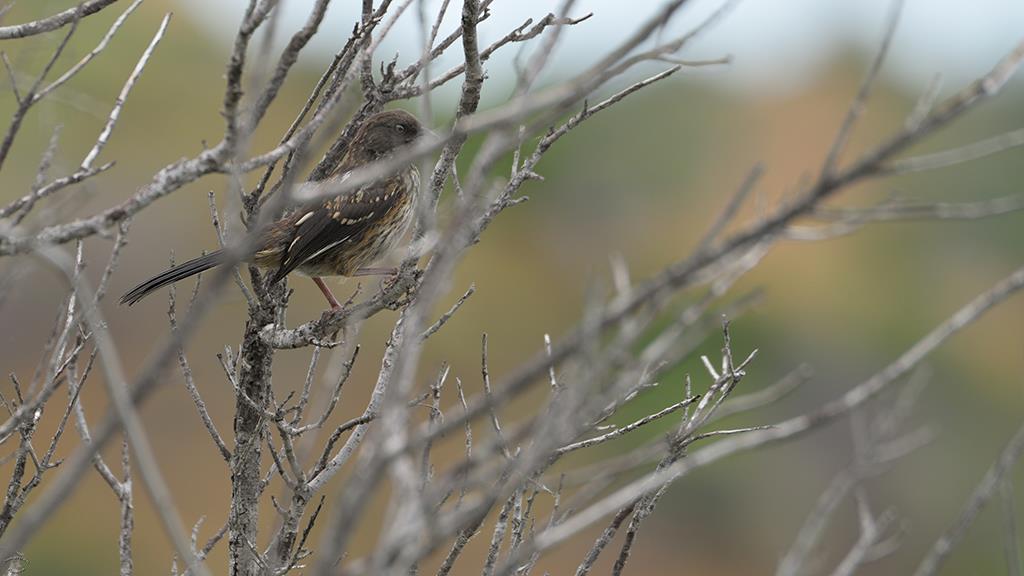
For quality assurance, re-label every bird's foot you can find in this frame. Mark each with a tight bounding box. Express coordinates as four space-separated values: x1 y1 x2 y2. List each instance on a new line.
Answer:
379 270 401 294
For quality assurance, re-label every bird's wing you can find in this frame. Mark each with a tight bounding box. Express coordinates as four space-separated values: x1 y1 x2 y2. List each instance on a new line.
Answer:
271 176 407 281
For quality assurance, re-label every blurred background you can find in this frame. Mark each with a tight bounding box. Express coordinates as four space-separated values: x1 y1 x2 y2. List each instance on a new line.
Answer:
1 0 1023 574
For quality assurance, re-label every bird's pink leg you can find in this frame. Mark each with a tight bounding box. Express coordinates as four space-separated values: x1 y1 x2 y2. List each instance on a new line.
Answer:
312 277 342 310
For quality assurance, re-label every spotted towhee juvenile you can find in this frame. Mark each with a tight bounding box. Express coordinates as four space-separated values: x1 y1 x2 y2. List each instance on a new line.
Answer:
121 109 425 309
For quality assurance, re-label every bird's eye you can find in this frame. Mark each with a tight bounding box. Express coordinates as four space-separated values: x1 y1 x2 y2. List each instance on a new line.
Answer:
395 124 407 133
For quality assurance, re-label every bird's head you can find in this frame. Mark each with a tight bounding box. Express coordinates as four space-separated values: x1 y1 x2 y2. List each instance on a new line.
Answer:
353 110 425 160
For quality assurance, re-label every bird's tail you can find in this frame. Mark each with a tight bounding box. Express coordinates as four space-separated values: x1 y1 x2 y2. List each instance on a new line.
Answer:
120 250 226 306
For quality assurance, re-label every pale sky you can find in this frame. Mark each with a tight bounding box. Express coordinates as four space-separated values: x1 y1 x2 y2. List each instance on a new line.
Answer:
180 0 1024 98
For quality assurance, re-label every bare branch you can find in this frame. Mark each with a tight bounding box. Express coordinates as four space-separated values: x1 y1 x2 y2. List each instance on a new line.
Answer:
168 282 231 463
820 0 905 177
0 0 118 40
32 0 145 105
82 12 172 169
32 245 211 576
531 262 1024 557
881 126 1024 174
421 283 475 340
555 395 700 457
913 419 1024 576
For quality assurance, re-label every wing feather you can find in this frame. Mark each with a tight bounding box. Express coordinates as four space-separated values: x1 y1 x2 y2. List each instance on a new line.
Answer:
271 176 407 282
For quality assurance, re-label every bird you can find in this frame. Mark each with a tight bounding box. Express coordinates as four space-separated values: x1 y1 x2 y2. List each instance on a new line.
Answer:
120 109 426 310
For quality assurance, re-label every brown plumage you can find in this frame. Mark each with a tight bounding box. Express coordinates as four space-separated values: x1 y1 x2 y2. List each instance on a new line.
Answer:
121 109 425 309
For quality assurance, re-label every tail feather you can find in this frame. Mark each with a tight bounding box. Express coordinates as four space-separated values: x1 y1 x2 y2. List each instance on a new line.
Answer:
120 250 225 306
